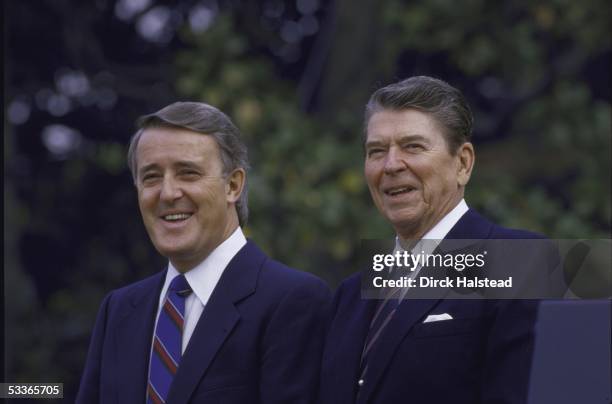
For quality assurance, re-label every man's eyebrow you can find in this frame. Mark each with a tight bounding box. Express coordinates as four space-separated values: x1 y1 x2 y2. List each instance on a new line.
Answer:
138 163 159 175
396 134 429 143
173 161 202 170
365 134 429 148
365 140 386 149
138 161 202 175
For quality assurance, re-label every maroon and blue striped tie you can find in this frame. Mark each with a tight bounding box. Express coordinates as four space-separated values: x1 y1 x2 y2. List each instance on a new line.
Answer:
359 287 401 380
147 275 192 404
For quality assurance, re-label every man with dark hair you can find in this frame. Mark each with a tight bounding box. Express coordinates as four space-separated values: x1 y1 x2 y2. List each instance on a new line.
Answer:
77 102 331 404
318 76 556 403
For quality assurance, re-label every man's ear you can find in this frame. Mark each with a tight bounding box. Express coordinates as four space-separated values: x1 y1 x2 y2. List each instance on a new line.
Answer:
457 142 475 186
226 168 246 203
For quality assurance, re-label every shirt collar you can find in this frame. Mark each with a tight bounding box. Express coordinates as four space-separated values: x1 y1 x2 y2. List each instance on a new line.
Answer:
421 198 469 240
396 199 469 254
162 227 247 306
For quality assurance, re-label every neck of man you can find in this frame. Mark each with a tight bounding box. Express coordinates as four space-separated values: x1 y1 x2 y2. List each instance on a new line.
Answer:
396 192 464 245
171 209 241 273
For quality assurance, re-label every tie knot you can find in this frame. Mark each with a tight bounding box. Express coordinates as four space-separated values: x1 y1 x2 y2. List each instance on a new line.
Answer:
169 275 192 297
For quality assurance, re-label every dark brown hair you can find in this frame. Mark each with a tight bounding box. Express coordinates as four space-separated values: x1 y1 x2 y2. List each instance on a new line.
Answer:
364 76 473 154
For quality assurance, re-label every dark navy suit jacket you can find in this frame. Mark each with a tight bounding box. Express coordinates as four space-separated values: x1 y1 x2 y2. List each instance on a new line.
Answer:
319 209 559 404
77 240 331 404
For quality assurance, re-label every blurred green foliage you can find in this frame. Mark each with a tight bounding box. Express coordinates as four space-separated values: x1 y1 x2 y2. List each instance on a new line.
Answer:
173 2 610 288
175 15 391 284
5 0 610 400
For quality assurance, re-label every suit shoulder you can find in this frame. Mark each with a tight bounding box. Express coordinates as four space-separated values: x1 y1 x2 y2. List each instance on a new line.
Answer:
489 224 548 240
337 271 362 292
329 271 363 306
240 240 329 293
259 258 330 293
466 209 549 239
479 216 558 262
104 271 164 304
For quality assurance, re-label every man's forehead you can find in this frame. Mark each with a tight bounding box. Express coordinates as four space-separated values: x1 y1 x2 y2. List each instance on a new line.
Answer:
137 127 218 152
136 128 221 167
366 109 441 143
139 126 213 142
369 108 435 127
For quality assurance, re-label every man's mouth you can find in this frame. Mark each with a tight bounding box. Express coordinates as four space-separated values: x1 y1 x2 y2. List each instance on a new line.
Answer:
384 186 416 196
161 213 193 222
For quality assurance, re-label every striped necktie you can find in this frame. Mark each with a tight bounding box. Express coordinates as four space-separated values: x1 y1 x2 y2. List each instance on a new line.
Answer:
358 286 402 387
147 274 192 404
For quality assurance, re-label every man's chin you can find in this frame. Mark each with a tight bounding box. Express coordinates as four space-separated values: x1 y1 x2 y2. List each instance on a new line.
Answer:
389 217 423 239
386 209 420 227
153 243 193 260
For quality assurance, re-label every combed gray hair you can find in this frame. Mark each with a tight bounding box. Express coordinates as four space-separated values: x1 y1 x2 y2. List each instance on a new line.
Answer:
364 76 473 154
127 101 250 226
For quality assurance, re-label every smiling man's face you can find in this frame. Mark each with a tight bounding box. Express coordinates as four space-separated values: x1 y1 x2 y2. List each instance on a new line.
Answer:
135 126 240 272
364 108 473 240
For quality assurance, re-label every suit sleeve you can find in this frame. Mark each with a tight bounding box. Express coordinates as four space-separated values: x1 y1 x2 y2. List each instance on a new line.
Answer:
259 278 332 404
75 292 112 404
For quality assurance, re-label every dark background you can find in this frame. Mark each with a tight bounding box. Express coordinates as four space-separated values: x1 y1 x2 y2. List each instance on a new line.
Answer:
4 0 611 401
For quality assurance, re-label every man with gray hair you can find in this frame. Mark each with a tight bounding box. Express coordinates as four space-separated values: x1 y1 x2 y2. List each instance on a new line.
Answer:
77 102 331 404
319 76 555 403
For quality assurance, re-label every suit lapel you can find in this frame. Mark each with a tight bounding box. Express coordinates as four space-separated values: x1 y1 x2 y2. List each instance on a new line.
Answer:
113 272 165 404
166 241 264 404
358 209 494 403
332 279 378 402
357 296 446 403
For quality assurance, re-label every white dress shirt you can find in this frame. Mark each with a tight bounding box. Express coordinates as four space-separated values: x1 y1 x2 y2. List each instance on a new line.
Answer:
153 226 247 354
420 198 469 242
395 198 469 253
394 199 469 296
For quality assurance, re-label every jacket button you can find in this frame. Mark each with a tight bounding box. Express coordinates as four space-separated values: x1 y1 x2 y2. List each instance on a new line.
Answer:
358 379 364 387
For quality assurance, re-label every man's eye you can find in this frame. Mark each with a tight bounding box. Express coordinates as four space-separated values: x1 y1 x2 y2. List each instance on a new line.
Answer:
367 149 385 157
179 170 200 178
404 143 424 150
141 173 161 184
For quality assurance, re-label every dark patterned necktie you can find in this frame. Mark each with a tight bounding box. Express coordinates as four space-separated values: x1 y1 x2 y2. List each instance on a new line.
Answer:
359 286 402 384
147 275 192 404
359 254 410 389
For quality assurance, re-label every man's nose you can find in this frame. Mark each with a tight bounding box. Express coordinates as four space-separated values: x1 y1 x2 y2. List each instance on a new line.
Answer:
159 175 183 201
383 146 407 174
